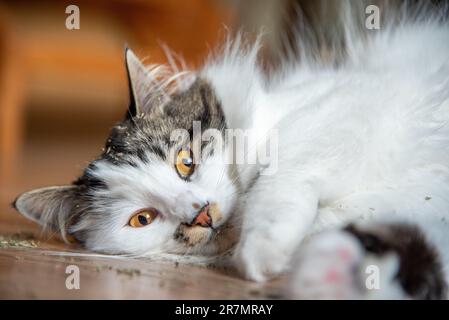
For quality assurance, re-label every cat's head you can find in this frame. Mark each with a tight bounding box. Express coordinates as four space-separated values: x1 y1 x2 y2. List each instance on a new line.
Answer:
14 49 240 256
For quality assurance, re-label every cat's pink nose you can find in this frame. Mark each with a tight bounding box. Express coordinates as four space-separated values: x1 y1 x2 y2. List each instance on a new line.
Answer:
191 205 211 227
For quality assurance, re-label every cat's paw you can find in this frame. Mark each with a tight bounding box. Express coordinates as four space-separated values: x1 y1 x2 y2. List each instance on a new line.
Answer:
289 230 405 299
232 235 291 282
289 231 364 299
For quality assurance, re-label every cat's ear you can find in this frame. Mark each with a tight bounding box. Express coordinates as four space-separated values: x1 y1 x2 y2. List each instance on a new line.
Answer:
125 48 167 117
13 186 79 240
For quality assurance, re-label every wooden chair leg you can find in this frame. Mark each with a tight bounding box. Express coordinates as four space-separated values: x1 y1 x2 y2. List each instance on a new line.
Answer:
0 5 24 200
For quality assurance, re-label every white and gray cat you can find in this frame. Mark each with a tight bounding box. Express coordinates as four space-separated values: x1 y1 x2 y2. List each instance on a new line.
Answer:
14 1 449 299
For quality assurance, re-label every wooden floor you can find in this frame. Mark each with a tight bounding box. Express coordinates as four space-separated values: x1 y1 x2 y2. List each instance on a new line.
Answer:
0 237 284 299
0 135 284 299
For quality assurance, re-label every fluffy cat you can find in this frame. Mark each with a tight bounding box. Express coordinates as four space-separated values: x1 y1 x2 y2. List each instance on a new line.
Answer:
14 1 449 298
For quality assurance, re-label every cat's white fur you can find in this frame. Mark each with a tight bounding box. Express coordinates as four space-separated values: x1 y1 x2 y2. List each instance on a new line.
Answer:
202 20 449 281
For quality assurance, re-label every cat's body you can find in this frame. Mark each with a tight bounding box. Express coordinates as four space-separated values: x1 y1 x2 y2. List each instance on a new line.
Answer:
207 19 449 284
14 1 449 299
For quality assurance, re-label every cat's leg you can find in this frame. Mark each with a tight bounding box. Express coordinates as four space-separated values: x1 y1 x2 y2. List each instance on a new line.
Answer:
288 221 448 300
233 174 319 282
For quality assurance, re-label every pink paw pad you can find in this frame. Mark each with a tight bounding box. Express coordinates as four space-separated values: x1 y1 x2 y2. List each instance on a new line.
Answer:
324 269 342 283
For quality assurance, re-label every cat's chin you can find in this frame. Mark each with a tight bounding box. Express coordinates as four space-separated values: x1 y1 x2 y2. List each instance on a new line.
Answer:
174 224 213 247
172 221 239 256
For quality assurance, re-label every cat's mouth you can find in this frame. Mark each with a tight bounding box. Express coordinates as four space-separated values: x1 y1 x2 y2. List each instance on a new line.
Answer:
174 203 223 247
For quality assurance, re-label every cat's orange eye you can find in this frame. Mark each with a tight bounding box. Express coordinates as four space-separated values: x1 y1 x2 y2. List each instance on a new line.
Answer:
176 148 195 178
129 209 158 228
